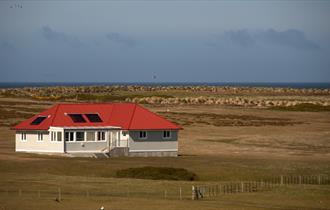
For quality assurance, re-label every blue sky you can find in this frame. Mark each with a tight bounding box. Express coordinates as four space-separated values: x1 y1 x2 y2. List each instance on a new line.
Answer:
1 0 330 83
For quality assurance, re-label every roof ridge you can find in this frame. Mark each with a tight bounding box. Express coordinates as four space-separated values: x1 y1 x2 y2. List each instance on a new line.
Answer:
127 103 138 130
50 104 61 126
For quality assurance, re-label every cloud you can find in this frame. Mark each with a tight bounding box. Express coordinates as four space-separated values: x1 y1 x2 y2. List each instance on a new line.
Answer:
224 29 255 47
256 29 320 50
106 32 137 47
41 26 83 48
207 28 319 50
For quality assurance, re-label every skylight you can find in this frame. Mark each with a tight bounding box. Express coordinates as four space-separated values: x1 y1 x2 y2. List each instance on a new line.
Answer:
85 114 103 122
68 114 86 123
30 116 47 125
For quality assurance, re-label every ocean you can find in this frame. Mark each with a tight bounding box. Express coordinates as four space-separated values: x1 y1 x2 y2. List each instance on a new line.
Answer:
0 82 329 89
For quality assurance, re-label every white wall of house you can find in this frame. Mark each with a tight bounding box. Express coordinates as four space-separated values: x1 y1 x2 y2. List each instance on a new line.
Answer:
64 129 110 153
128 130 178 153
119 130 129 147
62 128 128 153
15 128 178 155
15 129 64 153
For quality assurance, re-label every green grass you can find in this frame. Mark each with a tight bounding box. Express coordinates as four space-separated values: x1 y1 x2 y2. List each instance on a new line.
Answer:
270 103 330 112
116 166 198 181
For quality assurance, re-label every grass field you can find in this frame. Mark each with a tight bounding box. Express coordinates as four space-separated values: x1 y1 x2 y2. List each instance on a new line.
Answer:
0 94 330 210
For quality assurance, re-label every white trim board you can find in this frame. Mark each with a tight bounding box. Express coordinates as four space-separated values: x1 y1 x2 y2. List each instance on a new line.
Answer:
15 149 64 153
65 150 107 153
54 126 121 130
129 149 177 152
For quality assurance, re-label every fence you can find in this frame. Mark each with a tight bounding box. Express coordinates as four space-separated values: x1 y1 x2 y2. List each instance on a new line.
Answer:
192 175 330 200
0 186 192 201
1 175 329 201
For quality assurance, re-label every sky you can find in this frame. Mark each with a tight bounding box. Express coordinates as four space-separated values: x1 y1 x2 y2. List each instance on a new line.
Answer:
0 0 330 83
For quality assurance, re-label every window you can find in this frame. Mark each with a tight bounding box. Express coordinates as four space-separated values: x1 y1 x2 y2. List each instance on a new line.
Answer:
50 132 62 142
68 114 86 123
139 131 147 139
86 131 95 141
30 116 47 125
57 132 62 141
122 131 127 137
97 131 105 141
85 114 102 122
65 132 74 142
21 132 27 141
51 132 53 141
37 132 43 141
163 130 171 139
76 132 85 141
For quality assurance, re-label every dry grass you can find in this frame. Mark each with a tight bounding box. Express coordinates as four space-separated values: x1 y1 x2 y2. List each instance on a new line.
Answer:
157 111 302 127
0 97 330 210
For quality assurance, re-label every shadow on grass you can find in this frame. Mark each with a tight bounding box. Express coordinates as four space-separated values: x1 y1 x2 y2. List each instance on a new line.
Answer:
270 103 330 112
116 166 198 181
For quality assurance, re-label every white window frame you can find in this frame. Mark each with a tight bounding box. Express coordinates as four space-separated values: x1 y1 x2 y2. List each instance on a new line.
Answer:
122 131 127 137
65 131 74 142
75 131 85 142
37 132 43 142
97 131 106 141
50 131 57 142
57 131 62 142
21 132 27 142
138 131 147 139
162 130 171 139
86 131 96 142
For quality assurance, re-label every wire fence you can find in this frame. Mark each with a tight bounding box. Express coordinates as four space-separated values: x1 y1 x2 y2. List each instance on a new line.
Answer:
192 175 330 200
0 186 193 201
1 175 329 201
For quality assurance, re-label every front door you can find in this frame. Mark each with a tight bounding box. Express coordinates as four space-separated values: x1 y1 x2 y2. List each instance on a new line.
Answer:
110 131 119 149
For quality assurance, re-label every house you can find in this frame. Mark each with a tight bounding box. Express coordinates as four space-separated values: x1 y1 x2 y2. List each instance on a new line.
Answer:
13 103 181 157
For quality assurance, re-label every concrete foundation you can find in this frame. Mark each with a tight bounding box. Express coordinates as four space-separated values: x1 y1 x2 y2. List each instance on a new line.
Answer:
128 151 177 157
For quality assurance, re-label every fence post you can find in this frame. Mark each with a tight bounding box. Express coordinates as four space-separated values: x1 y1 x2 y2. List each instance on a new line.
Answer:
58 187 61 201
179 187 182 200
192 186 194 200
38 190 41 198
86 190 90 198
280 175 283 185
18 189 22 197
192 186 197 200
241 182 244 193
164 190 167 199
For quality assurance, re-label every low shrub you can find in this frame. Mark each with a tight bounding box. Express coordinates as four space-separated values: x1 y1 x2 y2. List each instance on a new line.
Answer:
271 103 330 112
116 166 197 181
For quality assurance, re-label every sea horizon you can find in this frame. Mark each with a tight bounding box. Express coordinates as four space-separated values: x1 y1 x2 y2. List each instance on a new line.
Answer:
0 82 330 89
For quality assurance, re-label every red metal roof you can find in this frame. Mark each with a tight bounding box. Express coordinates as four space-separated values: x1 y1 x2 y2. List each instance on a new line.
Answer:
13 103 182 131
